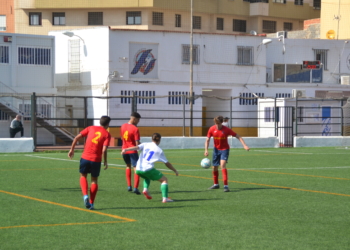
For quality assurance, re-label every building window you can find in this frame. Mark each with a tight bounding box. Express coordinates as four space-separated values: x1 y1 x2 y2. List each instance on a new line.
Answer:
287 64 310 83
29 12 42 26
314 0 321 9
0 15 6 31
239 93 264 105
217 18 224 31
262 20 276 33
274 64 285 82
0 110 10 121
168 91 195 105
297 106 304 123
68 40 81 83
127 11 141 25
88 12 103 25
284 22 292 31
175 14 181 27
121 90 155 104
0 46 9 64
19 104 52 120
233 19 246 32
276 93 291 98
193 16 201 29
53 12 65 26
294 0 303 5
152 12 163 26
274 64 322 83
313 49 328 70
245 0 268 2
19 104 31 120
264 107 275 122
18 47 51 65
237 46 253 66
182 44 199 65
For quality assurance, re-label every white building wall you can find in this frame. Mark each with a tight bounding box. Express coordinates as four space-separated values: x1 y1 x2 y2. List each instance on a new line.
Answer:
50 28 350 133
0 33 56 94
50 27 110 120
258 98 343 138
266 38 350 87
0 33 56 144
108 29 268 85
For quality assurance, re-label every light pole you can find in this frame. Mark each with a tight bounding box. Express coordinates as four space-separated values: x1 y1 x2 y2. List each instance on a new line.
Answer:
63 31 87 56
278 35 285 54
189 0 193 136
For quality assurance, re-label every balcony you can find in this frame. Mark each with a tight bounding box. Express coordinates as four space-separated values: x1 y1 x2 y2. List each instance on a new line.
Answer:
249 1 269 16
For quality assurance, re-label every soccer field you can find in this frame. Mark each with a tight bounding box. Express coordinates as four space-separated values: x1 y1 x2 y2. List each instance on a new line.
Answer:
1 147 350 250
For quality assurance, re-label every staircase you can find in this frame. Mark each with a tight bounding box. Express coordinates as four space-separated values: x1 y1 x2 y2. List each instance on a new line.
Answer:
0 101 19 118
36 117 74 144
0 82 75 144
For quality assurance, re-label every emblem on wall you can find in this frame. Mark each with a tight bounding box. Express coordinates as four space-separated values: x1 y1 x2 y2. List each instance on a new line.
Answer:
129 43 158 79
131 49 156 75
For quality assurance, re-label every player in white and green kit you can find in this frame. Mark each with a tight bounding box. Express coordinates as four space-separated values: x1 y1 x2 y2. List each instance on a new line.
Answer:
121 133 178 203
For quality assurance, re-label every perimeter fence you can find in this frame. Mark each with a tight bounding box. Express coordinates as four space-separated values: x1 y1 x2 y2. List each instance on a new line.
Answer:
0 92 348 147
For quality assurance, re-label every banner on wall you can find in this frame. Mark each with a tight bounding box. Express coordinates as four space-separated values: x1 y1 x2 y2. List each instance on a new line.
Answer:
129 43 158 79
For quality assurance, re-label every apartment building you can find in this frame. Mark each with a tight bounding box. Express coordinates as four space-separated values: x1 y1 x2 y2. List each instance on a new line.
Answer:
10 0 320 35
320 0 350 40
0 0 14 33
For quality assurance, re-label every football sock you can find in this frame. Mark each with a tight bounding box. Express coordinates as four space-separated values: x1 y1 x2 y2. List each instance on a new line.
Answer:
126 168 131 187
143 179 151 189
213 170 219 185
161 183 168 198
134 173 140 188
80 176 88 196
222 168 228 186
90 183 98 204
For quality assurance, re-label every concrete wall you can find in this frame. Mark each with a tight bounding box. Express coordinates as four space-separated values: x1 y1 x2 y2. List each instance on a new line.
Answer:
294 136 350 147
0 138 34 152
140 136 279 149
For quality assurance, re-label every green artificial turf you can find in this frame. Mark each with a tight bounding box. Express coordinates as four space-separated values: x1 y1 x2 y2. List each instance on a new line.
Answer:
1 147 349 249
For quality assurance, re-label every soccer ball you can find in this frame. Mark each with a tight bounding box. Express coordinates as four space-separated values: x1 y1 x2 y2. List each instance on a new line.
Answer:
200 158 211 169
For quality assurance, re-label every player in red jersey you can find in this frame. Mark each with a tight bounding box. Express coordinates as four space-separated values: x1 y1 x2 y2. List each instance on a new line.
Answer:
120 112 142 194
204 115 250 192
68 116 111 210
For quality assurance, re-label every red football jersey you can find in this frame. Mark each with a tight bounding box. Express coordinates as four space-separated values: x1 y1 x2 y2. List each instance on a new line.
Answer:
120 123 140 154
80 126 111 162
207 125 237 150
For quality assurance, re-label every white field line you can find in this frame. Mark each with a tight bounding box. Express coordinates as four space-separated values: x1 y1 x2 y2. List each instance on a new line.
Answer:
252 150 312 154
24 155 125 167
158 166 350 171
23 155 350 171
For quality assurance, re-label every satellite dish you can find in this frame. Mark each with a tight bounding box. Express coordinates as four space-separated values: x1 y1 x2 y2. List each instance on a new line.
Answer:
250 30 257 36
326 30 335 39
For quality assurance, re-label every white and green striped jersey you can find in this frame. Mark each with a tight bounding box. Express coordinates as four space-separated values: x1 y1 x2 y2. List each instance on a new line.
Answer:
136 142 168 172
